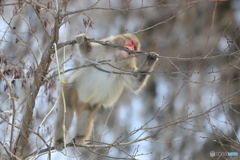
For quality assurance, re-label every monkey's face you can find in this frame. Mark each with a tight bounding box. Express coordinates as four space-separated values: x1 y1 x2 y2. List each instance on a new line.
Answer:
125 39 138 51
119 38 139 58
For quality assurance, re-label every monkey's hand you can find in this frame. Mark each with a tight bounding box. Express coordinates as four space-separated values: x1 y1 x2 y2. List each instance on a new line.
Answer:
76 33 87 44
146 52 159 66
54 139 64 151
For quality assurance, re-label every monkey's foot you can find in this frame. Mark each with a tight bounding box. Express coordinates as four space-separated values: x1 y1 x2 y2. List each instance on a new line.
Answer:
54 139 64 151
76 34 87 44
73 135 86 145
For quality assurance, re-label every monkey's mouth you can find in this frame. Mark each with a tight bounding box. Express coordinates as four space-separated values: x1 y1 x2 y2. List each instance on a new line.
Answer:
125 46 136 55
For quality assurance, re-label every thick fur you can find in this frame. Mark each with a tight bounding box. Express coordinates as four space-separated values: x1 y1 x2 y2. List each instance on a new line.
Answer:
53 33 158 151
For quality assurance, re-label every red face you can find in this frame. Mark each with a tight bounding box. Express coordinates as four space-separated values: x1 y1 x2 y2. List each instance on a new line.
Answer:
118 39 138 58
125 39 137 51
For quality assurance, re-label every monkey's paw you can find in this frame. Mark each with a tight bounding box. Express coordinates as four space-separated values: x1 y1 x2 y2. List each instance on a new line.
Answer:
148 52 158 60
147 52 159 65
73 135 86 145
76 34 87 44
54 139 64 151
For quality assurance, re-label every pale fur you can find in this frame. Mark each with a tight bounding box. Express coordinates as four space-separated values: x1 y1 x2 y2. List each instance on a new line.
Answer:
53 33 158 151
68 67 125 107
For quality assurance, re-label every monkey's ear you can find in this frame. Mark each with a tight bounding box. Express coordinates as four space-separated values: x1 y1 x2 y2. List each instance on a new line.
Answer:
76 34 87 44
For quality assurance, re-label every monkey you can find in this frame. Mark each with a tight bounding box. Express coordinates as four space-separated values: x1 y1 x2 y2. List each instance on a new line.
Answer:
53 33 158 151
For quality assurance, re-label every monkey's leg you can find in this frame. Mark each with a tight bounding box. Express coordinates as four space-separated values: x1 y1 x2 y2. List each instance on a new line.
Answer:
73 104 101 144
54 105 74 151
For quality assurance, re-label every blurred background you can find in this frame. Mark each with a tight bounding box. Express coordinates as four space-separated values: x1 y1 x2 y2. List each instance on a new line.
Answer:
0 0 240 159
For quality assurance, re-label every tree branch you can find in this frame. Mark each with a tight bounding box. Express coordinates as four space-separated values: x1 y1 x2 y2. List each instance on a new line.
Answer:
57 37 240 61
13 1 68 159
24 97 232 159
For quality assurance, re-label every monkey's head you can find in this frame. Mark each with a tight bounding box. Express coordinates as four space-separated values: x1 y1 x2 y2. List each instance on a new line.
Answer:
112 33 141 58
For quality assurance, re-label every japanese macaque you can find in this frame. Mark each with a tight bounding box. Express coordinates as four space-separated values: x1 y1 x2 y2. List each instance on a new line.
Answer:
53 33 158 151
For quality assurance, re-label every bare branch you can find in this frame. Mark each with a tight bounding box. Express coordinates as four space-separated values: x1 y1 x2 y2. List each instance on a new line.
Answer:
58 37 240 61
0 71 16 152
135 4 195 33
63 2 199 17
13 1 69 158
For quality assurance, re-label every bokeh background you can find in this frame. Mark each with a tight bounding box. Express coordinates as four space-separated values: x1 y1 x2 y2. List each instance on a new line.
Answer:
0 0 240 159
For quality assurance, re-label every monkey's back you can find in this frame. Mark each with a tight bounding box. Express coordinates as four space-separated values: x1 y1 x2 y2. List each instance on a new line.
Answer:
67 67 125 107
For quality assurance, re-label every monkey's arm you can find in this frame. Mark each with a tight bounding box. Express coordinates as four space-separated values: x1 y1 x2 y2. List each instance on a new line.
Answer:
123 52 158 93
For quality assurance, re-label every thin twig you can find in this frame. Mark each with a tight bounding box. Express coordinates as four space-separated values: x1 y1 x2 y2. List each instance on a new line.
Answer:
0 71 16 152
135 4 195 33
